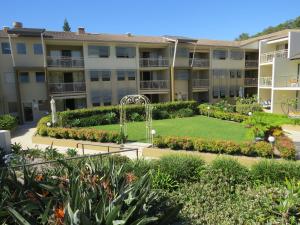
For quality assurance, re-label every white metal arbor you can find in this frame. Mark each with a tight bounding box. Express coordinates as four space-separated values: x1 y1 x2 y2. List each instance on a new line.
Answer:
119 95 152 143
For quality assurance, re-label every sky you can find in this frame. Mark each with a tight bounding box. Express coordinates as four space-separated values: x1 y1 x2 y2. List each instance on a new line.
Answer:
1 0 300 40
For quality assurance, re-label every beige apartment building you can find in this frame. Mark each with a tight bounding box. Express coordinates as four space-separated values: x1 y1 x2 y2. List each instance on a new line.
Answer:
2 22 296 123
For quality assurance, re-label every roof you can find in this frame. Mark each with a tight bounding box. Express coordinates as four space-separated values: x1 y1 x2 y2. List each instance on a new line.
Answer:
44 31 168 44
0 27 299 47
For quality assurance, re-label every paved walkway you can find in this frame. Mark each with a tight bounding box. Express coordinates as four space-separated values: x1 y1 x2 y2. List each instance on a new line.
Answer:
10 123 150 159
282 125 300 160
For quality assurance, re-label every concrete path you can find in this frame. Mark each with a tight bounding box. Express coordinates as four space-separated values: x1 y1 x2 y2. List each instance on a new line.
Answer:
282 125 300 160
10 123 149 160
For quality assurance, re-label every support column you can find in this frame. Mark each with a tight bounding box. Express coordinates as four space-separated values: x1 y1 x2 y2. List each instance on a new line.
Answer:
14 69 24 124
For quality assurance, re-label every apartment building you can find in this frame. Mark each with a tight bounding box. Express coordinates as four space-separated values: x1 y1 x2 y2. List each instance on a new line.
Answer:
258 31 300 114
4 22 293 123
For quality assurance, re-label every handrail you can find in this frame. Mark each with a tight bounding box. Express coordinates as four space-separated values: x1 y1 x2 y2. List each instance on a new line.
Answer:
245 60 258 68
139 58 169 67
3 145 139 169
47 56 84 68
244 78 258 86
276 75 300 87
189 58 209 67
48 82 86 94
259 77 272 87
140 80 169 89
260 49 288 64
192 79 209 88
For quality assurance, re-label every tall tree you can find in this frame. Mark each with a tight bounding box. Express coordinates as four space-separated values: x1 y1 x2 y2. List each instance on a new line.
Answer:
63 18 71 32
235 33 250 41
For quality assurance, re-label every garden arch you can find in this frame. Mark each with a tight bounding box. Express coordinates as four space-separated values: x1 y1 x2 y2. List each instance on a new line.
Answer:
119 95 152 143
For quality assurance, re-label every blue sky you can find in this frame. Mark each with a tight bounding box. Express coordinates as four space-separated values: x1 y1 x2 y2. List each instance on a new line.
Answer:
2 0 300 40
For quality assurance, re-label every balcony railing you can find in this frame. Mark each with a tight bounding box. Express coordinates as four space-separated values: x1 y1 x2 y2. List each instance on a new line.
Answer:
139 58 169 67
192 79 209 88
276 75 300 88
260 77 272 87
245 60 258 68
260 49 288 64
189 58 209 67
47 56 84 68
244 78 258 86
48 82 86 94
140 80 169 90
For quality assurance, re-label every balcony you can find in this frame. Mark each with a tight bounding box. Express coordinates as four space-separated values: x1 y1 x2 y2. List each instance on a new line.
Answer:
47 56 84 68
139 58 169 67
189 58 209 68
244 78 258 87
276 76 300 88
260 49 288 64
48 82 86 94
260 77 272 87
245 60 258 68
140 80 169 90
192 79 209 88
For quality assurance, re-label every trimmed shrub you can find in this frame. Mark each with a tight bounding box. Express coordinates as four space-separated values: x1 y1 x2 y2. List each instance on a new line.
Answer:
207 157 250 187
251 160 300 183
157 154 205 183
174 108 195 118
0 114 18 130
253 141 273 157
275 136 296 160
59 101 198 127
154 136 278 158
198 104 248 122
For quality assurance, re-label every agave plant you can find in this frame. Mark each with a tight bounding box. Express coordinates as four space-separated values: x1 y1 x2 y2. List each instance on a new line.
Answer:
0 158 181 225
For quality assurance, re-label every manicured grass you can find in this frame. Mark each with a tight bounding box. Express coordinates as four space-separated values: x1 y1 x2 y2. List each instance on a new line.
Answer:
93 115 250 142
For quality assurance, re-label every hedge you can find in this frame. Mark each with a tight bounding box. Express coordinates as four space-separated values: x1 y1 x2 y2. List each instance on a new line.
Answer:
37 116 121 143
59 101 198 127
198 104 248 122
0 114 18 130
154 136 276 158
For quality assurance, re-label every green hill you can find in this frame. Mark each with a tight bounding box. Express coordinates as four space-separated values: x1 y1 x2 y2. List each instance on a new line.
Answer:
235 16 300 41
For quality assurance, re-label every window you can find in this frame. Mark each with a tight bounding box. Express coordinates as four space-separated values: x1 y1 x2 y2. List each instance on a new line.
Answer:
38 100 48 111
19 72 29 83
16 43 26 54
103 95 111 106
213 88 219 99
90 71 99 81
175 70 189 80
229 88 235 97
91 96 101 107
35 72 45 83
116 47 136 58
102 71 111 81
230 50 244 60
237 70 242 78
1 42 11 54
213 50 227 60
90 70 111 81
230 70 235 78
8 102 18 113
33 44 43 55
88 46 110 58
128 71 136 81
117 71 126 81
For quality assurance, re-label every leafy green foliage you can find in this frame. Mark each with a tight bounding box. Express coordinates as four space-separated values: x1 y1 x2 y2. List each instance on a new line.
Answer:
235 16 300 40
63 18 71 31
0 114 18 130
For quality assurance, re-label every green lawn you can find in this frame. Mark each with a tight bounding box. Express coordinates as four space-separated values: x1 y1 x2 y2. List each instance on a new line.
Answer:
93 115 250 142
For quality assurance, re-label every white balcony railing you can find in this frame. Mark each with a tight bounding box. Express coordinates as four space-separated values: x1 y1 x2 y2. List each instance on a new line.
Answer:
244 78 258 86
139 58 169 67
47 56 84 68
140 80 169 90
260 49 288 64
260 77 272 87
48 82 86 94
276 75 300 88
192 79 209 88
245 60 258 68
189 58 209 67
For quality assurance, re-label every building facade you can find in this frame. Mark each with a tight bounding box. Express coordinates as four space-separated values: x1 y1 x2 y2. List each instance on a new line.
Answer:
1 22 297 123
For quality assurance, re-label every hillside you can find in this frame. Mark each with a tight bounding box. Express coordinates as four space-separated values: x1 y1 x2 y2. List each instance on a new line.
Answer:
235 16 300 41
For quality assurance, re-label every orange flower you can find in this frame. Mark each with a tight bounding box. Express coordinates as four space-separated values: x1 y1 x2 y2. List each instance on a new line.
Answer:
54 205 64 224
125 172 137 184
42 190 49 197
35 175 43 182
